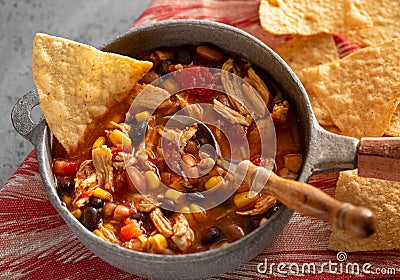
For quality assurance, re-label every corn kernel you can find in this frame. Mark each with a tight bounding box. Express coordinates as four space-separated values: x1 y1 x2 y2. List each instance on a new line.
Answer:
93 229 109 241
165 189 184 203
148 234 168 252
190 203 207 222
219 241 230 248
162 78 179 93
109 129 131 147
180 206 191 214
135 111 151 123
138 235 148 247
70 209 82 220
92 136 106 149
205 176 223 190
62 195 72 205
92 188 112 202
145 170 160 190
233 191 259 209
103 222 116 232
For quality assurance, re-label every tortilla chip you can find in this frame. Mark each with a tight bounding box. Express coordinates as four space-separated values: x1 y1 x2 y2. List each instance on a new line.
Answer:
297 70 335 126
298 38 400 138
361 0 400 26
32 33 152 154
275 34 339 72
328 170 400 252
322 125 341 135
385 105 400 136
343 24 400 47
343 0 400 46
259 0 373 36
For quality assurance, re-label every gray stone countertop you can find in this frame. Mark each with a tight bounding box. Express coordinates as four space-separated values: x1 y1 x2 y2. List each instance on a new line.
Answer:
0 0 151 187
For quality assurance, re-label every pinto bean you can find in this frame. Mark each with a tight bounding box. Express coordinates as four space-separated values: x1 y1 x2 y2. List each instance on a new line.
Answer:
113 205 133 220
225 223 245 241
126 166 146 191
196 46 224 62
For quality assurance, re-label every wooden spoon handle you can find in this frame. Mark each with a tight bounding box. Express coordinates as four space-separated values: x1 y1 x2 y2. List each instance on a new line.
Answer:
236 160 376 238
358 137 400 181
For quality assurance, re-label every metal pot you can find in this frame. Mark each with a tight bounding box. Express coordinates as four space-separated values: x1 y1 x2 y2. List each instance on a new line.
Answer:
11 20 359 279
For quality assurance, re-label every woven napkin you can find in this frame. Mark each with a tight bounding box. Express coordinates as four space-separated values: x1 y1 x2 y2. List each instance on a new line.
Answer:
1 0 399 279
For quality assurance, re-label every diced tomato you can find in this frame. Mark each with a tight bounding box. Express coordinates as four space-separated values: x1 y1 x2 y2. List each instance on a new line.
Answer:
120 220 142 241
251 155 261 166
53 160 77 177
173 66 217 96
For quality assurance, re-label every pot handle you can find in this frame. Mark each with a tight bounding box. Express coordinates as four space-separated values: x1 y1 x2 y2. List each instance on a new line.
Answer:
11 90 43 144
305 126 360 177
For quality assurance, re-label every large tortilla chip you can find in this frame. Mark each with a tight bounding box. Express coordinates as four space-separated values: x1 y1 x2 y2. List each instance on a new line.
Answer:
343 0 400 46
296 70 335 126
32 33 152 154
385 105 400 136
275 34 339 72
259 0 373 36
343 24 400 47
361 0 400 26
298 38 400 138
328 170 400 252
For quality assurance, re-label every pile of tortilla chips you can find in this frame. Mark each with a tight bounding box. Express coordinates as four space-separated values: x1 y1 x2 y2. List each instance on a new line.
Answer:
259 0 400 251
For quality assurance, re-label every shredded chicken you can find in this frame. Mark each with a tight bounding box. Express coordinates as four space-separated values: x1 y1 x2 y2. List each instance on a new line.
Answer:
176 94 204 118
221 58 249 115
158 124 198 154
241 83 266 118
92 146 114 191
135 141 154 171
213 99 252 126
150 208 173 238
244 67 272 106
237 193 277 216
122 236 148 252
271 100 290 123
113 151 137 170
95 225 121 244
129 193 158 212
171 214 194 252
73 160 97 208
136 85 171 109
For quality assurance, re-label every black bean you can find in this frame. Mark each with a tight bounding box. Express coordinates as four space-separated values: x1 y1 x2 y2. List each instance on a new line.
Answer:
201 226 221 245
173 49 192 65
248 218 260 231
264 205 280 219
81 206 101 231
59 179 75 193
186 192 205 203
132 211 145 221
129 121 147 146
89 196 104 209
159 198 176 217
157 60 170 75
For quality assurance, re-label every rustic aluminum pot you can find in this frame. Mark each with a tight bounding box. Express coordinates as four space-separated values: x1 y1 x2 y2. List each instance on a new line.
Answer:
11 20 359 279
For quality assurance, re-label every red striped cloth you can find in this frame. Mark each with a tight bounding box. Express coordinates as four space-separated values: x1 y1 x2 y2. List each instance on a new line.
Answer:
1 1 399 279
